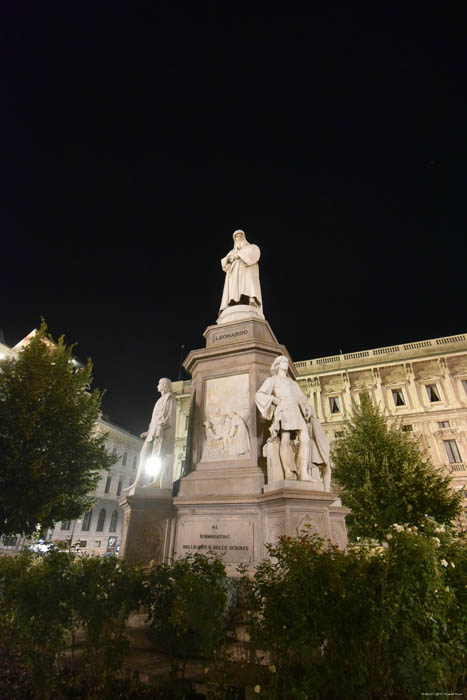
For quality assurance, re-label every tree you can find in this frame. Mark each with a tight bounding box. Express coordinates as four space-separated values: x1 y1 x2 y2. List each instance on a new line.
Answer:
332 395 462 540
0 322 115 536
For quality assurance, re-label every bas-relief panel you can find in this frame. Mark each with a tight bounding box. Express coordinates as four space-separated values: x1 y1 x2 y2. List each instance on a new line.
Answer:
413 359 441 381
293 512 328 539
320 375 344 393
202 373 250 461
380 365 407 385
349 370 374 391
447 356 467 376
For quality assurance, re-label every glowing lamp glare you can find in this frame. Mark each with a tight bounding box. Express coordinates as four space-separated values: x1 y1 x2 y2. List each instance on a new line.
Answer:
145 456 161 477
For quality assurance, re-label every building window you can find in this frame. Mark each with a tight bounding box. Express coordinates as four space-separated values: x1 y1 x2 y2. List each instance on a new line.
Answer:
132 455 138 470
79 540 87 548
122 452 127 465
109 510 118 533
95 540 101 548
61 520 71 530
335 431 344 439
462 379 467 396
185 415 190 431
438 421 450 429
329 397 341 414
392 389 405 406
105 476 112 493
444 440 462 464
402 425 413 432
116 477 123 496
112 447 117 457
96 508 106 532
426 384 441 402
81 510 93 531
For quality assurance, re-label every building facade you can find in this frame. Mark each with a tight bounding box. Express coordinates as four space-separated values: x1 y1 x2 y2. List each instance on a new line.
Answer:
49 419 143 555
172 332 467 517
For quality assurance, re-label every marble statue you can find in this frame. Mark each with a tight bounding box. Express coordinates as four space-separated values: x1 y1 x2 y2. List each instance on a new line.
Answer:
220 230 263 314
128 378 176 490
256 355 331 489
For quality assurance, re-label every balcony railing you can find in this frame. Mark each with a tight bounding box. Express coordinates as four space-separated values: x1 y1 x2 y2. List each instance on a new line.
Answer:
295 333 466 370
450 463 467 473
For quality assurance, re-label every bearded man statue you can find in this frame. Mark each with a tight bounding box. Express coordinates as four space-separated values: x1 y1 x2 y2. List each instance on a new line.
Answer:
219 230 263 315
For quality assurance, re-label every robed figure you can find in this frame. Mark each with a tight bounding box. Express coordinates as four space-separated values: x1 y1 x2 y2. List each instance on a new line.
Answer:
255 356 331 490
128 378 176 490
220 229 263 314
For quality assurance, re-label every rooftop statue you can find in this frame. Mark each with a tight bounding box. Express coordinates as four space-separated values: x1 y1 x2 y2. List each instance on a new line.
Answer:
219 230 263 315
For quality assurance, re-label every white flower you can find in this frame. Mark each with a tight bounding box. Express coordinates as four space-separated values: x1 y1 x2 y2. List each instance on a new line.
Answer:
432 537 441 547
450 562 455 568
386 533 392 540
440 559 448 567
254 685 261 694
269 665 276 673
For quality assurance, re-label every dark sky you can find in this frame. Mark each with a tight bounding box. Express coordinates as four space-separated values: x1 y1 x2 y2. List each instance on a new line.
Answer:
2 4 466 434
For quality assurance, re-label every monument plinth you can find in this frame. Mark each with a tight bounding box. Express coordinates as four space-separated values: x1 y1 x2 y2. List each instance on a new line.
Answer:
178 316 293 498
119 489 173 566
120 228 348 571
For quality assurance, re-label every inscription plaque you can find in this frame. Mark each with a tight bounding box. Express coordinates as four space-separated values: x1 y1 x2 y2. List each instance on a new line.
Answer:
175 517 254 564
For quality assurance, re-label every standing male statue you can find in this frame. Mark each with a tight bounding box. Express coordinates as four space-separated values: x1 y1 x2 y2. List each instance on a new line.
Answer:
255 355 331 489
219 229 263 314
128 378 176 490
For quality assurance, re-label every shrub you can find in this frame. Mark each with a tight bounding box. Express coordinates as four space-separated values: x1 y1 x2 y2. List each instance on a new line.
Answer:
243 528 467 699
0 550 144 696
145 553 227 664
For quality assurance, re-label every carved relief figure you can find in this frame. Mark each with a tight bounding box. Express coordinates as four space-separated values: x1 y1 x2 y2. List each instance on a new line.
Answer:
202 410 251 460
128 378 176 490
228 411 250 455
220 230 263 314
256 356 331 489
202 420 225 459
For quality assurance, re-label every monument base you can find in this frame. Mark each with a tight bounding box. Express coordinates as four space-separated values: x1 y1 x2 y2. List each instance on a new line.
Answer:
171 483 349 575
119 491 174 566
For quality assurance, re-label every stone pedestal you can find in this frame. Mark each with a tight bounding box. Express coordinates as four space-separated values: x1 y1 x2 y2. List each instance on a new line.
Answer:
178 316 293 498
119 488 174 566
260 481 349 551
121 315 349 571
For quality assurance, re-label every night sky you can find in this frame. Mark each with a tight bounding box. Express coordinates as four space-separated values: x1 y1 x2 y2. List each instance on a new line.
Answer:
2 4 466 434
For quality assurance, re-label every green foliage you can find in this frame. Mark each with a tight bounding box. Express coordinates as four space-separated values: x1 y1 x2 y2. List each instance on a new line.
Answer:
0 550 144 697
243 529 467 699
0 549 76 692
69 555 147 681
0 320 116 535
331 395 462 539
145 552 228 661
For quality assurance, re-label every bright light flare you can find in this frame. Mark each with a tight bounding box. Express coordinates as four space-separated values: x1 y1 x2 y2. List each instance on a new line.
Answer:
145 456 161 477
